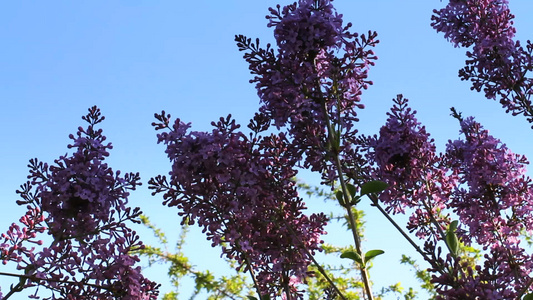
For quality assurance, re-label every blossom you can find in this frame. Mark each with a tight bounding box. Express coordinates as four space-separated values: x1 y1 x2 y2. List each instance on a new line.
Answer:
420 115 533 298
150 113 327 298
236 0 378 183
431 0 515 49
363 95 455 239
431 244 532 299
446 116 533 247
432 0 533 125
5 106 159 299
0 206 46 266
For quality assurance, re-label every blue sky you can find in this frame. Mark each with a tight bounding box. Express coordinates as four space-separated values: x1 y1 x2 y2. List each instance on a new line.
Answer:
1 0 533 299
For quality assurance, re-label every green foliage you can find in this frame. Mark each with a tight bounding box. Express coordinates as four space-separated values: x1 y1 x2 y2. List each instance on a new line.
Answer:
336 190 345 206
142 180 441 299
359 181 389 197
364 250 384 265
340 249 384 267
162 291 178 300
400 255 437 299
298 181 422 300
445 220 460 257
137 215 251 299
377 283 417 300
341 250 363 265
296 179 336 202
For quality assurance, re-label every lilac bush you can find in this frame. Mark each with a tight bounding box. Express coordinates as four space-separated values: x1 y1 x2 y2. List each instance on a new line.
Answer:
3 0 533 299
148 0 533 299
1 107 159 299
362 95 455 239
438 114 533 298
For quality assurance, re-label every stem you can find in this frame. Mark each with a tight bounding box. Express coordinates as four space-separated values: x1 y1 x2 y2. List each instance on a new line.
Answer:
282 271 292 300
367 195 444 273
320 100 374 300
421 182 448 247
242 251 265 300
307 250 348 300
420 184 468 280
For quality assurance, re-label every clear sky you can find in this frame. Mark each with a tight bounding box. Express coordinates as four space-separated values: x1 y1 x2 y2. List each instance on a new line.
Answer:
1 1 533 299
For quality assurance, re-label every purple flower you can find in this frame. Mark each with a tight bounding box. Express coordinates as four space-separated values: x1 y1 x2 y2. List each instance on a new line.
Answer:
431 245 532 299
151 113 327 299
425 115 533 299
432 0 533 125
446 117 533 248
431 0 515 49
364 95 455 239
5 107 159 299
236 0 378 183
0 206 46 266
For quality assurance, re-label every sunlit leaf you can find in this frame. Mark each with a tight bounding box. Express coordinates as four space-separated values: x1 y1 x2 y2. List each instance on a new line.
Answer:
446 230 459 256
341 250 363 265
364 249 385 264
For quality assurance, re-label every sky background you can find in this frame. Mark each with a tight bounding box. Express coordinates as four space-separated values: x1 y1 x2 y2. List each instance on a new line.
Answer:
1 0 533 299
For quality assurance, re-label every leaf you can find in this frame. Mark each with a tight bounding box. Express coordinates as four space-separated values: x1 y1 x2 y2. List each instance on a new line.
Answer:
449 220 459 232
446 230 459 257
364 249 385 264
335 190 344 205
346 183 357 198
340 250 363 265
446 220 460 256
247 297 258 300
360 180 389 196
523 293 533 300
350 195 361 206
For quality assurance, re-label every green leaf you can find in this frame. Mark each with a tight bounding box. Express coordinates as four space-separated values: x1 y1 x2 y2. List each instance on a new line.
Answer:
350 195 361 206
446 220 460 256
247 297 258 300
523 293 533 300
346 183 357 198
340 250 363 265
360 180 389 196
364 249 385 264
446 230 459 257
449 220 459 232
335 190 344 205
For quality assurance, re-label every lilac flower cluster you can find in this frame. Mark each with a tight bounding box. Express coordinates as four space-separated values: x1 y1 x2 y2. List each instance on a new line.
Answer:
446 117 533 247
150 113 327 299
2 107 159 299
363 96 533 298
437 116 533 297
1 207 45 266
431 0 515 49
236 0 378 182
432 0 533 124
363 95 455 239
